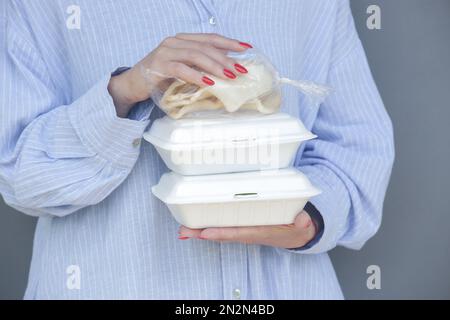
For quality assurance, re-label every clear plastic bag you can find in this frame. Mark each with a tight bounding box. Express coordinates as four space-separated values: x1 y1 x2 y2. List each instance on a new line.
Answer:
141 48 332 119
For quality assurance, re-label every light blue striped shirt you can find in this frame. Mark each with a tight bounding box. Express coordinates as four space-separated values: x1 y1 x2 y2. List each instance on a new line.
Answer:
0 0 394 299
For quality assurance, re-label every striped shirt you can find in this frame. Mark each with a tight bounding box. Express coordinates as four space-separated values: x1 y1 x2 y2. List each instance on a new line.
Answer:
0 0 394 299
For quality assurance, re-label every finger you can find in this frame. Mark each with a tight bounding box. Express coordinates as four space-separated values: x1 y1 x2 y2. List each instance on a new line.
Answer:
162 38 242 74
293 211 317 244
161 36 229 55
200 225 291 244
166 48 236 80
294 211 312 230
165 61 214 87
175 33 251 52
178 225 204 239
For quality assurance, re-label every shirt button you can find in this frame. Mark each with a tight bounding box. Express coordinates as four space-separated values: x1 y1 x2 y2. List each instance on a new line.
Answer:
232 288 241 300
132 138 141 147
209 16 217 25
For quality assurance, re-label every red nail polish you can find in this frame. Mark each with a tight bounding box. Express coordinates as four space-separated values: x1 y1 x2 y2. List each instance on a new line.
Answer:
234 63 248 74
179 236 190 240
239 42 253 49
202 76 215 86
223 69 236 79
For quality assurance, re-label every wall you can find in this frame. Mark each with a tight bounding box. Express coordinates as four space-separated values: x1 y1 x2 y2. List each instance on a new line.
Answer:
330 0 450 299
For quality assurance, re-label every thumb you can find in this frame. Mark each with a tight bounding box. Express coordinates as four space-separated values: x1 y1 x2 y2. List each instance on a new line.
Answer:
294 211 312 230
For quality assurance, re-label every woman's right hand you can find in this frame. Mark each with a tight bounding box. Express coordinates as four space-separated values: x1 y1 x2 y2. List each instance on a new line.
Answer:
108 33 253 117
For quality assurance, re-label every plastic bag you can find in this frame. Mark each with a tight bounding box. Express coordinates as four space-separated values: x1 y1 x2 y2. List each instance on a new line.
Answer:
141 48 332 119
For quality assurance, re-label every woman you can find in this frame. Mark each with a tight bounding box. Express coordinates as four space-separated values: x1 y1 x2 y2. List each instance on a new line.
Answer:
0 0 394 299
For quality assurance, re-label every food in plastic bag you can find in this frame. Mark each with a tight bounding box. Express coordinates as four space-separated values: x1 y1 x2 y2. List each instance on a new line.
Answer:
141 49 332 119
159 61 281 119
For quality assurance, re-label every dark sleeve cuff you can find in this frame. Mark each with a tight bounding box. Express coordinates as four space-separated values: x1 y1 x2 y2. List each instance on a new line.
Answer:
288 201 325 251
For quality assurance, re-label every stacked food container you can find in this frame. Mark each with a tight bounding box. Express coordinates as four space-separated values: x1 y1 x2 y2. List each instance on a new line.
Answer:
144 111 321 228
143 49 327 228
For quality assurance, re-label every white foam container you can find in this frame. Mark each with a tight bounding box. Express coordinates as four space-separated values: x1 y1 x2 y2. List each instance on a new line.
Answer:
152 168 321 228
143 112 316 176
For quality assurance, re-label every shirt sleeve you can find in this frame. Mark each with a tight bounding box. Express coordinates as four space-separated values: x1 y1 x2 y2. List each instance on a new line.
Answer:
0 5 153 218
288 0 395 254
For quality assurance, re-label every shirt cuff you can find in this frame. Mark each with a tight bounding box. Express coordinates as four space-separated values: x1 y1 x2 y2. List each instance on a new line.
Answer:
67 73 151 169
112 67 155 122
128 98 155 121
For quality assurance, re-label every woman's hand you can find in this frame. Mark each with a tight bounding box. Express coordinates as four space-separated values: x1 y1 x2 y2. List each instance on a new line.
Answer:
108 33 253 117
178 211 317 249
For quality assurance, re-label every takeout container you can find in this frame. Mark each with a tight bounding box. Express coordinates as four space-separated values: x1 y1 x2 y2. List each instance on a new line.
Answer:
152 168 321 228
143 112 316 176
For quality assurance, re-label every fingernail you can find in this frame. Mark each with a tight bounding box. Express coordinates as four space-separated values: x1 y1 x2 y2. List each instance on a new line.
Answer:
239 42 253 49
198 236 207 240
178 236 190 240
234 63 248 74
202 76 215 86
223 69 237 79
305 220 312 228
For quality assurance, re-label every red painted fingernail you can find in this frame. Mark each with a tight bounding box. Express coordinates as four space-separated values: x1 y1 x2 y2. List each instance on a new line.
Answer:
202 76 215 86
234 63 248 74
178 236 190 240
223 69 236 79
239 42 253 49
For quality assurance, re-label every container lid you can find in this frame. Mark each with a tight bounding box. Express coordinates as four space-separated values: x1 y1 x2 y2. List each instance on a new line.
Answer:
152 168 321 204
143 112 316 150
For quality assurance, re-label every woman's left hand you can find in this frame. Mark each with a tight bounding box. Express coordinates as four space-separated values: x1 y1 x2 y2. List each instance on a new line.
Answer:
178 211 317 249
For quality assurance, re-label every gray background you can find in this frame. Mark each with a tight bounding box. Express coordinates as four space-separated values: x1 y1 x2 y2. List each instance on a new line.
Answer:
1 0 449 299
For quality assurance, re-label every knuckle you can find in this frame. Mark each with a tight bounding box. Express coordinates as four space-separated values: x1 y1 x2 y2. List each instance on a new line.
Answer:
155 45 169 56
161 36 176 46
